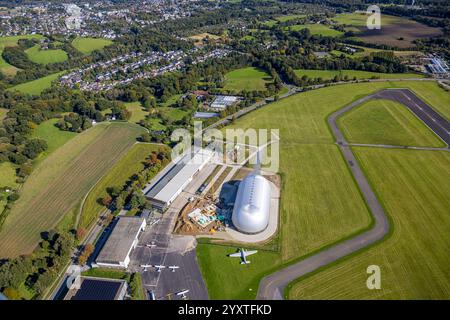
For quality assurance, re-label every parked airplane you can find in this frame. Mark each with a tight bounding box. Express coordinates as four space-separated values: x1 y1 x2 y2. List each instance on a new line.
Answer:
228 248 258 264
140 264 152 272
154 265 166 272
176 289 189 300
168 265 179 272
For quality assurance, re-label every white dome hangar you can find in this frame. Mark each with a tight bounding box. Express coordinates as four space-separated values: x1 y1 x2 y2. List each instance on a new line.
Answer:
232 173 271 234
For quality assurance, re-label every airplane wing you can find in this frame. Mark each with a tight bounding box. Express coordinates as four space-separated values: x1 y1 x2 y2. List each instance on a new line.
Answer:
229 253 241 257
243 250 258 257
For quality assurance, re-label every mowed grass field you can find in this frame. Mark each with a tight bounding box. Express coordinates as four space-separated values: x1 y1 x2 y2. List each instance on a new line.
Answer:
294 69 423 80
32 118 77 156
223 67 272 92
0 122 145 258
0 34 44 75
126 102 148 123
79 143 165 229
338 99 445 148
289 24 343 37
0 162 18 189
25 45 68 65
8 71 65 95
289 148 450 299
72 37 113 54
196 80 450 299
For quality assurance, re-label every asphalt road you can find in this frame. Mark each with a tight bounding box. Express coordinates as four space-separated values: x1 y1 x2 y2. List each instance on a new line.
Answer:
257 88 450 300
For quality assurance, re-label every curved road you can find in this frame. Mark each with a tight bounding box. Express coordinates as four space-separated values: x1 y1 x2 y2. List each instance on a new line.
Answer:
257 88 450 300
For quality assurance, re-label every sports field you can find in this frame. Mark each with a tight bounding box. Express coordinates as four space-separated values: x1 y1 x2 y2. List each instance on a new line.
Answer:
294 69 423 80
0 122 145 258
338 99 445 147
289 148 450 299
289 24 343 37
196 80 450 299
72 37 113 54
25 45 68 65
79 143 165 229
0 35 44 75
223 67 272 92
8 71 65 95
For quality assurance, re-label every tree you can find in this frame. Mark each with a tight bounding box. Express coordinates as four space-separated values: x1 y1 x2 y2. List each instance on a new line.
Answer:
102 194 113 207
76 228 86 241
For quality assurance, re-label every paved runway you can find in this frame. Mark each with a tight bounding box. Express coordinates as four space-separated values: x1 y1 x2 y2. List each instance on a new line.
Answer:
373 89 449 147
256 88 449 300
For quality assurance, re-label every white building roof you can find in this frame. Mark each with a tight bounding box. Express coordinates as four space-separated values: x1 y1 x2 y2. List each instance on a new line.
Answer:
96 217 145 264
145 149 213 205
232 173 271 234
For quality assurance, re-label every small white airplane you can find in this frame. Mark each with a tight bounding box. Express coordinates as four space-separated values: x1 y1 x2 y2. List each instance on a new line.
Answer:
176 289 189 300
168 265 179 272
140 264 152 272
154 265 166 272
228 248 258 264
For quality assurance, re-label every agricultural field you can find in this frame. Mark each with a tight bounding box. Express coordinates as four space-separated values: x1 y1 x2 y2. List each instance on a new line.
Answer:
197 80 450 299
0 122 145 258
333 13 442 48
223 67 272 92
0 34 44 75
72 37 113 54
79 143 166 229
288 24 343 37
25 45 68 65
289 148 450 299
338 99 445 148
0 162 18 189
8 71 65 95
294 69 423 80
125 102 148 123
32 118 77 157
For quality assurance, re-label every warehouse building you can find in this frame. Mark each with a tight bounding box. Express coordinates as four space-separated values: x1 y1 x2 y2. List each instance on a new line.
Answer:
95 216 146 269
144 148 213 211
209 95 239 111
64 277 128 300
232 173 271 234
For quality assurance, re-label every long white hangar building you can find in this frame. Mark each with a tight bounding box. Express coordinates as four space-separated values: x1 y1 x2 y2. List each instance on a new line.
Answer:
143 148 213 211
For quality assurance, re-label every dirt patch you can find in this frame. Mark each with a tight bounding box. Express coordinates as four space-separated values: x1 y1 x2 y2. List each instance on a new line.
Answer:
356 22 442 48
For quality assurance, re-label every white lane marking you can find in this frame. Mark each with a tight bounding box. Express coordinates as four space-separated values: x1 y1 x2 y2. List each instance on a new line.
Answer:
400 92 450 133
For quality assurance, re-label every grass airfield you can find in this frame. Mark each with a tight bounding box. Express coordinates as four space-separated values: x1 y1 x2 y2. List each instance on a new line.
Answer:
197 80 450 299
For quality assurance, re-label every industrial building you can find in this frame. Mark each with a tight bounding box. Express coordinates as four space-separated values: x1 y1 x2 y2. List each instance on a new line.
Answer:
95 216 146 269
143 148 213 211
209 95 239 111
64 277 128 300
232 173 271 234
